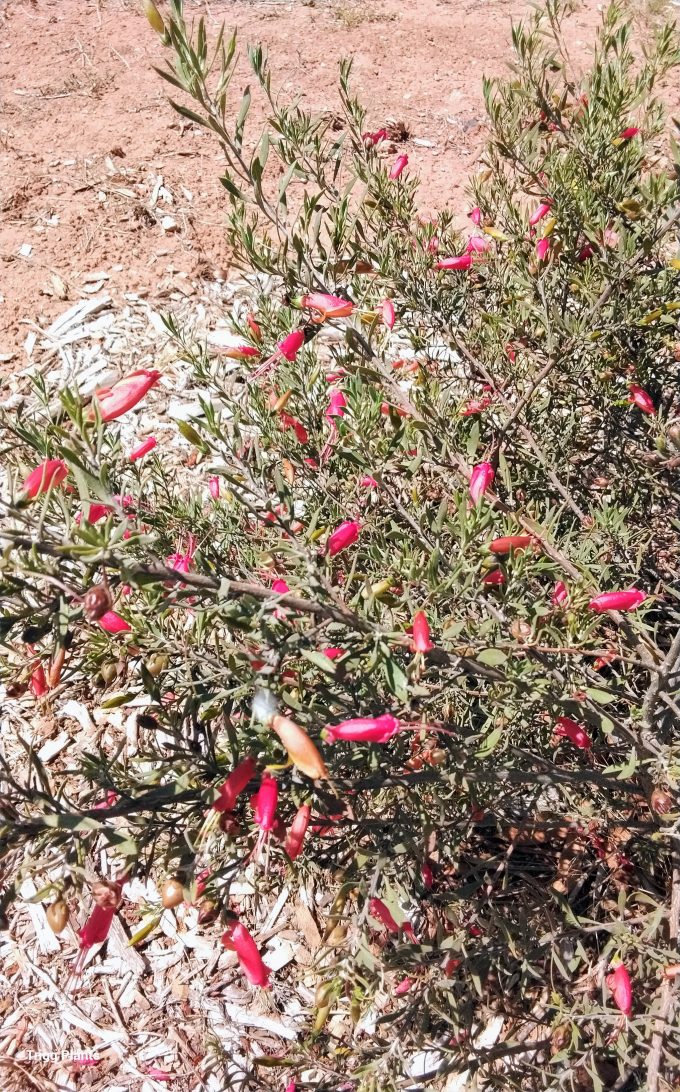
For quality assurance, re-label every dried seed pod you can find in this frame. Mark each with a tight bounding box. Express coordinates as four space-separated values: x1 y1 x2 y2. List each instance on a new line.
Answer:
161 878 184 909
83 584 113 622
100 662 117 685
197 898 218 925
650 788 673 816
46 898 69 934
146 653 169 678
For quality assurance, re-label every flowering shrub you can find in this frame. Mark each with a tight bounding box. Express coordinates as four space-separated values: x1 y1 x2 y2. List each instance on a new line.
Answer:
2 0 680 1087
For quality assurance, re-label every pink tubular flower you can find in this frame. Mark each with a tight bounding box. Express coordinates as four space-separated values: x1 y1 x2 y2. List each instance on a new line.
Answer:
536 238 551 261
411 610 434 653
253 773 278 832
23 458 69 499
278 330 306 362
369 897 417 942
465 235 491 254
247 313 262 341
213 757 256 814
436 254 473 271
284 803 311 860
390 154 408 179
468 206 482 226
222 922 270 988
588 589 647 613
272 578 290 595
144 1069 173 1082
327 519 360 556
280 412 309 444
97 611 132 634
359 474 379 489
129 436 157 462
394 976 413 996
323 647 346 660
380 298 396 329
324 713 401 744
469 461 494 506
628 384 656 415
529 201 552 226
208 476 220 500
167 534 197 576
554 716 592 750
326 388 347 419
619 126 639 141
552 580 568 606
606 963 632 1016
92 368 161 422
461 394 493 416
298 292 354 321
30 664 48 698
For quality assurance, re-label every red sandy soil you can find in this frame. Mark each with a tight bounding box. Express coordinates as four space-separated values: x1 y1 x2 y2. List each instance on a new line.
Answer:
0 0 623 358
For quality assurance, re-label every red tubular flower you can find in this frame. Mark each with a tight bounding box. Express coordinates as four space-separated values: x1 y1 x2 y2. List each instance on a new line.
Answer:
359 474 379 489
213 757 257 814
588 589 647 613
324 714 401 744
469 461 495 506
297 292 354 321
327 520 361 556
594 649 617 671
246 313 262 341
208 476 220 500
92 369 161 421
551 580 568 606
129 436 157 462
30 664 48 698
536 238 551 261
435 255 473 271
468 206 482 226
97 611 132 634
222 922 270 988
489 534 534 555
215 343 260 360
86 502 112 524
280 412 309 444
23 458 69 499
284 803 311 860
78 904 116 952
323 647 345 659
628 384 656 415
420 861 434 890
272 578 290 595
411 610 434 653
619 126 639 141
554 716 592 750
369 897 416 942
482 569 506 586
606 963 632 1016
389 154 408 179
278 330 306 361
461 394 492 416
578 242 595 261
326 389 347 419
529 201 552 226
253 773 278 832
362 127 388 145
380 298 396 329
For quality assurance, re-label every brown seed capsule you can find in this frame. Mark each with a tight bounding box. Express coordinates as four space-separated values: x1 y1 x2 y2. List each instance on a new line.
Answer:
83 584 113 622
197 898 218 925
146 653 169 678
46 898 69 934
161 878 184 909
100 662 117 685
325 923 347 947
650 788 674 816
91 879 123 910
668 423 680 451
427 747 447 766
